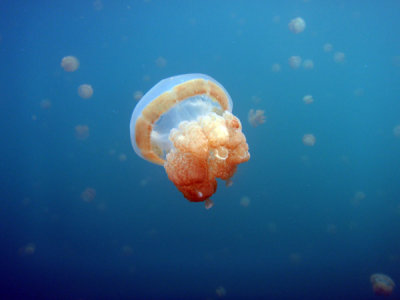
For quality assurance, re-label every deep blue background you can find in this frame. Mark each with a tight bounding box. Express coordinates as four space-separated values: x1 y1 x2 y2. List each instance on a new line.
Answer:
1 0 400 299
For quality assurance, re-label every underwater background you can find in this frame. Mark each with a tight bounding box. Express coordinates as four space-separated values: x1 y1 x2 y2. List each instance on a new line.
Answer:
1 0 400 299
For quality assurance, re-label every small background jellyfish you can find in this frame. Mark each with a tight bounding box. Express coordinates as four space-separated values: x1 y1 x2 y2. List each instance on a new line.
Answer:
61 56 79 72
323 43 333 52
302 134 316 146
75 125 89 140
303 95 314 104
78 84 93 99
288 17 306 34
333 51 345 63
302 59 314 70
130 74 250 207
289 56 302 69
81 187 96 202
248 109 266 127
370 273 395 296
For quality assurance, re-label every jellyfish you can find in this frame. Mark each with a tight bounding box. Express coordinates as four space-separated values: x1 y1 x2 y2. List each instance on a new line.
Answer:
370 273 395 296
78 84 93 99
333 52 345 63
302 59 314 70
271 63 281 72
81 187 96 202
130 74 250 207
248 109 266 127
61 56 79 72
288 17 306 34
289 56 302 69
302 134 316 146
323 43 333 52
303 95 314 104
75 125 89 140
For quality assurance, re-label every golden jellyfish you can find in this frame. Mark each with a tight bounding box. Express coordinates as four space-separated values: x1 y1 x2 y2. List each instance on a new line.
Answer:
271 63 281 72
303 95 314 104
61 56 79 72
133 90 144 101
81 187 96 202
333 51 345 63
248 109 266 127
78 84 93 99
323 43 333 52
130 74 250 208
289 56 302 69
302 59 314 70
75 125 89 140
370 273 395 296
288 17 306 34
302 134 316 146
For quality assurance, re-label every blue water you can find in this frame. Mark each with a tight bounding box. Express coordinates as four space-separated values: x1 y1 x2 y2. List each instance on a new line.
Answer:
1 1 400 299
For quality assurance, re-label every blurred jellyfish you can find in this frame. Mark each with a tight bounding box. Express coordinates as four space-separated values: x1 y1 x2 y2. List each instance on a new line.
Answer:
40 99 52 109
302 134 316 146
248 109 266 127
303 95 314 104
155 56 167 68
75 125 89 140
272 15 280 23
19 243 36 256
333 52 345 63
303 59 314 70
271 63 281 72
81 187 96 202
216 286 227 297
240 196 250 207
133 90 144 101
118 153 127 162
78 84 93 99
61 56 79 72
351 191 366 206
122 245 133 256
353 88 364 97
323 43 333 52
393 125 400 137
130 74 250 207
370 273 395 296
288 17 306 34
289 56 302 69
93 0 103 10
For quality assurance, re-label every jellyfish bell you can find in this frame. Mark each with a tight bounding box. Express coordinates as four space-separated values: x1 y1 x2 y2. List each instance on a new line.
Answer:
78 84 93 99
289 56 302 69
370 273 395 296
61 56 79 72
288 17 306 34
130 74 250 207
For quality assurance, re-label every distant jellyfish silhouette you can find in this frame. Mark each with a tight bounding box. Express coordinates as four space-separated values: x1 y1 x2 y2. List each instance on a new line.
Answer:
393 125 400 137
334 52 345 63
40 99 52 109
303 95 314 104
303 59 314 70
289 56 302 69
302 134 316 146
78 84 93 99
240 196 250 207
216 286 227 297
370 273 395 296
248 109 266 127
288 17 306 34
81 187 96 202
61 56 79 72
133 90 144 101
323 43 333 52
271 63 281 72
155 56 167 68
75 125 89 140
130 74 250 208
